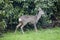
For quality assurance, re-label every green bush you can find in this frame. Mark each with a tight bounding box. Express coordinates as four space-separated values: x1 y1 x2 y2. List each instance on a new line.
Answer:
0 0 59 30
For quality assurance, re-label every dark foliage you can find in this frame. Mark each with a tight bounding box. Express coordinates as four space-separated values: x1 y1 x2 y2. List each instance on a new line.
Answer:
0 0 60 32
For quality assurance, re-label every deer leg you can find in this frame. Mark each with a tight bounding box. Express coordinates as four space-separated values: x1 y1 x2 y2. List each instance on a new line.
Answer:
20 23 27 34
34 23 37 32
15 23 21 33
20 26 24 34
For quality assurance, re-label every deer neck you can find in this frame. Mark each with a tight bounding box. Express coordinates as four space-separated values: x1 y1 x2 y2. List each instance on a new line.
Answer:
36 10 43 22
36 12 42 21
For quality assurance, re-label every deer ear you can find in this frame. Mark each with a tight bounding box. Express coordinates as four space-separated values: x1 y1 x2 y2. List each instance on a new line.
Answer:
38 7 41 10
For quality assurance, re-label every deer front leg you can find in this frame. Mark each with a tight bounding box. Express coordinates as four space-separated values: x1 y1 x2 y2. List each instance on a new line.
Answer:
34 23 37 32
15 23 21 33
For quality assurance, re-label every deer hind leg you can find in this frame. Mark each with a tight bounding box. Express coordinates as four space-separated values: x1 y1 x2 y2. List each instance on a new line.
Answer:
15 23 21 33
34 23 37 32
20 23 27 34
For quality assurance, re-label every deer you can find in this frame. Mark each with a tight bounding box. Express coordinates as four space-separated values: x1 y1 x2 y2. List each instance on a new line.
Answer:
15 7 45 34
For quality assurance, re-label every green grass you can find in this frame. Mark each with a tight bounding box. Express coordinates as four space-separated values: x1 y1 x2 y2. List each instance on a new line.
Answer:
0 27 60 40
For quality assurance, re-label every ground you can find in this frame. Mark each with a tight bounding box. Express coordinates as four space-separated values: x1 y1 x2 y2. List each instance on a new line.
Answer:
0 27 60 40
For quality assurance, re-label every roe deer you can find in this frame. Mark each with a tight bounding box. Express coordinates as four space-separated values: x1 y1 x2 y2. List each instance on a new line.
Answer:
15 7 45 34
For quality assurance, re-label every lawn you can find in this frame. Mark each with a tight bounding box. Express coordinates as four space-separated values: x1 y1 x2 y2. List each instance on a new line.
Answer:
0 27 60 40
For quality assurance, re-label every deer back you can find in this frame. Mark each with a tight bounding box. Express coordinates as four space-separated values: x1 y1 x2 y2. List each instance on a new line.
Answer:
19 15 37 24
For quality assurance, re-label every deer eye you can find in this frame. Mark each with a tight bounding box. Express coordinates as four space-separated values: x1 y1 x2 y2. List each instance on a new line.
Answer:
38 11 39 12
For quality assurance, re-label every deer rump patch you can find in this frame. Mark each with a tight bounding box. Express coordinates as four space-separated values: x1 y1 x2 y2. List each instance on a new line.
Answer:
19 18 22 21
